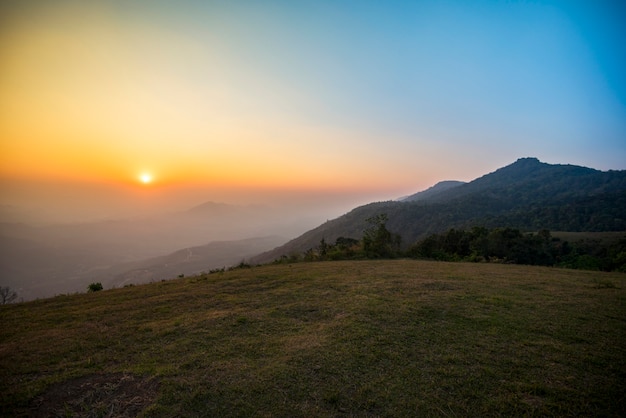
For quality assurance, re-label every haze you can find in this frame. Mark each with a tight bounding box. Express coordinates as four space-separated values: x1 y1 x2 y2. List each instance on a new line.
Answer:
1 0 625 300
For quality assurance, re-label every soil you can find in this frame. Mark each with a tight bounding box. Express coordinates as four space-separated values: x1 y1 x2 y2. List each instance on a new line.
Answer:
26 373 160 417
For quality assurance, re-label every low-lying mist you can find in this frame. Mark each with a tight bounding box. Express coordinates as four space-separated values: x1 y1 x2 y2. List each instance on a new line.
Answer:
0 179 404 301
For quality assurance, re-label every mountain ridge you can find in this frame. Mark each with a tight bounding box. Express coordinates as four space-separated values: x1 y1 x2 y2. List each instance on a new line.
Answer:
401 180 466 202
103 235 286 288
251 158 626 264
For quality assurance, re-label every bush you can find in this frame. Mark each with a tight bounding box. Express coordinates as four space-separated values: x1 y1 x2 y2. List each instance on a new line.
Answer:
87 282 103 292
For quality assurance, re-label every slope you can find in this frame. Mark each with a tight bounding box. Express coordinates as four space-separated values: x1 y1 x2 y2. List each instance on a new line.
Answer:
0 200 322 300
2 261 624 416
100 236 286 288
401 180 465 202
251 158 626 264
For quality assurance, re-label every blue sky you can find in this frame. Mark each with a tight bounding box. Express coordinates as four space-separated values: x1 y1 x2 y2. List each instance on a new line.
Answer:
150 0 626 173
1 0 625 216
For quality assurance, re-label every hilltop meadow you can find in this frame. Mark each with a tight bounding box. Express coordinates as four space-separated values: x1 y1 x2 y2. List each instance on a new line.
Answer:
1 259 624 417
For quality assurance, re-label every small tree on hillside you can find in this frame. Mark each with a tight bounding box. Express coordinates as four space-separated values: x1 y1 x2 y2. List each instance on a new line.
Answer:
318 238 329 259
362 214 401 258
0 286 18 304
87 282 103 292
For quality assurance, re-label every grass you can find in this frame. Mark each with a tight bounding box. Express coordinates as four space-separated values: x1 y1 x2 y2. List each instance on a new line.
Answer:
1 259 625 417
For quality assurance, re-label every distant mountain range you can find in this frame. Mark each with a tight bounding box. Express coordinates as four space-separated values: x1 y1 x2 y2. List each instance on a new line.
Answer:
100 236 286 289
0 200 310 300
4 157 625 300
251 158 626 264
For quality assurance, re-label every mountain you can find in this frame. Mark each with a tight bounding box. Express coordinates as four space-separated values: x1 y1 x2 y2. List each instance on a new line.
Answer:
185 201 241 215
0 200 323 301
183 201 271 218
401 180 465 202
251 158 626 264
99 236 287 289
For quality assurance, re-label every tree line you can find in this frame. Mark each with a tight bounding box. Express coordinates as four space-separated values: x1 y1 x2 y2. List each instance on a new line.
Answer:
275 214 626 272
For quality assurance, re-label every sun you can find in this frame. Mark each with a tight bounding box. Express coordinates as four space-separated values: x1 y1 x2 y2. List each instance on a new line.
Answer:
139 173 153 184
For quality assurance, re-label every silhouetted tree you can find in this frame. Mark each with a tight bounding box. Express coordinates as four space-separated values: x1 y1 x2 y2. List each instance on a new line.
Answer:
318 238 328 259
0 286 18 304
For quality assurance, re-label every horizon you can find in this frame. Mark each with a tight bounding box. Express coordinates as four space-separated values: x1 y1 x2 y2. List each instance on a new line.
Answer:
0 156 619 224
1 0 626 223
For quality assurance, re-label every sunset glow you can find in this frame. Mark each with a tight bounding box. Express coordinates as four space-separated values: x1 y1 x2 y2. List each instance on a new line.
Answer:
139 173 153 185
1 0 624 219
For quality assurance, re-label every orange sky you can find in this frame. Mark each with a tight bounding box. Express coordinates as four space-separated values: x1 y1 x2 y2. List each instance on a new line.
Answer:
1 1 624 221
0 1 427 194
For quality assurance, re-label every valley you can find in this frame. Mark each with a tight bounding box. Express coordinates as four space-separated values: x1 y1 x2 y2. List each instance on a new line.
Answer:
2 157 625 301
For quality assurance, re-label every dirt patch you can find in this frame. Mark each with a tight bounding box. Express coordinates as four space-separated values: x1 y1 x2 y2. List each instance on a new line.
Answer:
28 373 159 417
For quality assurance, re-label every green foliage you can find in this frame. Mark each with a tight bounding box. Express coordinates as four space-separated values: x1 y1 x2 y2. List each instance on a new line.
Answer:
315 237 364 261
329 237 360 260
87 282 103 293
284 213 403 262
408 227 626 272
409 227 556 265
362 214 401 258
230 261 252 270
281 217 625 273
255 159 626 265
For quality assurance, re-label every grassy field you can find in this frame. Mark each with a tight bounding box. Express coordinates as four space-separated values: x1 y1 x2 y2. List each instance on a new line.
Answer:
1 260 625 417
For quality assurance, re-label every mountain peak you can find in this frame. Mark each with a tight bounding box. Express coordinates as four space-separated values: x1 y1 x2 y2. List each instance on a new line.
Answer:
515 157 541 164
494 157 598 178
511 157 542 167
496 157 545 175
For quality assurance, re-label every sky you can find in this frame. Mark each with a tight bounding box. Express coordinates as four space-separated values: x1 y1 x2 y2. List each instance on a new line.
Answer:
1 0 625 221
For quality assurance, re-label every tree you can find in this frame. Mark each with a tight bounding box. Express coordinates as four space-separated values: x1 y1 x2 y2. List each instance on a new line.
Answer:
0 286 18 304
362 214 401 258
318 238 328 259
87 282 103 292
334 237 360 258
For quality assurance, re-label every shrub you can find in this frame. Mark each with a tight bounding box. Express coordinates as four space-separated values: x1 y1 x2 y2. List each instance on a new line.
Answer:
87 282 103 292
231 261 252 270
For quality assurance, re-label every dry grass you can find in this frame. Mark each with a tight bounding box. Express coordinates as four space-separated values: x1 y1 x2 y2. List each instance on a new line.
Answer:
1 260 625 416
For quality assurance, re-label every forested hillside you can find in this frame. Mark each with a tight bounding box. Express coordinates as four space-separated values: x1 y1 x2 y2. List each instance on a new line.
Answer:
252 158 626 264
